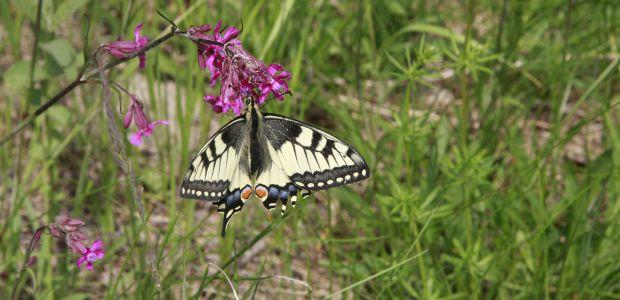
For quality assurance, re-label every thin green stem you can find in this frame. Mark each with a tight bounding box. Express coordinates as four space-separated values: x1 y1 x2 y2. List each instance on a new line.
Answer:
460 0 476 293
411 220 428 297
459 0 475 150
26 0 43 104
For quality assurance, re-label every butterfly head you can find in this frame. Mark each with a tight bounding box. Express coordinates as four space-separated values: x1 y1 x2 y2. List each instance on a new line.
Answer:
243 98 264 120
242 97 256 113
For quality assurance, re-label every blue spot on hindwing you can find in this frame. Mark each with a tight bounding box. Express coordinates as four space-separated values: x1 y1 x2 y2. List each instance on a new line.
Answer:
268 187 280 199
287 185 298 194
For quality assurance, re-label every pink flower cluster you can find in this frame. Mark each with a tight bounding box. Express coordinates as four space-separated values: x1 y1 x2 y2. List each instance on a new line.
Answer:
101 20 291 147
102 23 149 68
123 95 169 146
48 216 105 270
189 21 292 115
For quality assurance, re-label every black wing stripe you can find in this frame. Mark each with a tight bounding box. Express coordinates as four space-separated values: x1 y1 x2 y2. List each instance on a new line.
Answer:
310 131 322 149
200 152 209 170
321 139 335 157
346 148 355 158
209 142 217 160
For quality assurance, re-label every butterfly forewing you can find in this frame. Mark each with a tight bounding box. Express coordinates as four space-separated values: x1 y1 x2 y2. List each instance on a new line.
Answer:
180 117 250 197
263 114 370 191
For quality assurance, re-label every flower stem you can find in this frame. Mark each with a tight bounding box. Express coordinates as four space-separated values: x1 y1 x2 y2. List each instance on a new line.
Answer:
0 28 223 148
11 226 46 300
97 52 162 290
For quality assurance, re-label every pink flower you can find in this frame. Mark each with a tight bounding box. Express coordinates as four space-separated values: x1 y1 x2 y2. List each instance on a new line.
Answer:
47 215 89 253
123 95 169 146
66 230 88 254
55 215 85 232
190 21 240 84
45 215 105 270
76 240 105 271
258 64 291 104
188 21 290 115
102 23 149 68
48 215 86 238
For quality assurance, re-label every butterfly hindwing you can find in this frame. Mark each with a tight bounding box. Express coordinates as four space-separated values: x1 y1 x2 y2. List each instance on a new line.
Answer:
263 114 370 191
212 166 252 237
254 146 311 214
180 116 253 236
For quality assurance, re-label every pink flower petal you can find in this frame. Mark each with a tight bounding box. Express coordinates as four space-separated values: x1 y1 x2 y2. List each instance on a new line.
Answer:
68 239 86 254
134 23 143 42
102 22 149 67
213 21 223 40
66 219 85 226
138 54 146 69
198 50 207 70
123 111 133 129
76 256 87 267
221 27 240 43
151 120 170 127
93 250 105 260
267 64 283 74
91 240 103 251
129 132 144 146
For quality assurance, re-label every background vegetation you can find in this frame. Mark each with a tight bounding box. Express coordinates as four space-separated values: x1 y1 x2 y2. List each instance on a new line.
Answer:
1 0 619 298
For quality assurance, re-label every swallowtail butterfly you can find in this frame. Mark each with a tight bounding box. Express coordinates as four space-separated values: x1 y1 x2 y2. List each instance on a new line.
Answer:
180 102 370 236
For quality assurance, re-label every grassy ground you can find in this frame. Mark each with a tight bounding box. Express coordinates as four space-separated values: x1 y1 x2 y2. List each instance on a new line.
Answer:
1 0 619 298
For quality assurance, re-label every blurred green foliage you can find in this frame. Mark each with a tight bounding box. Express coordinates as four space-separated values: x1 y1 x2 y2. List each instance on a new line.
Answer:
0 0 619 298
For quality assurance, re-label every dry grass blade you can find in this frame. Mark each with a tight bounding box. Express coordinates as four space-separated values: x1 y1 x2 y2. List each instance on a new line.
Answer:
324 251 428 299
208 262 239 300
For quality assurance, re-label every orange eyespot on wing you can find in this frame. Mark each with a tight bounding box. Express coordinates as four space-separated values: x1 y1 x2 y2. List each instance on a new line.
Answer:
255 185 268 200
240 186 253 201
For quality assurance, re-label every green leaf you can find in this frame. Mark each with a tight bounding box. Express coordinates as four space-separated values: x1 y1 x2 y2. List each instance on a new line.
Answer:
48 105 72 127
3 60 47 93
10 0 38 22
3 61 30 90
386 1 407 17
52 0 89 28
60 293 90 300
40 38 76 67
